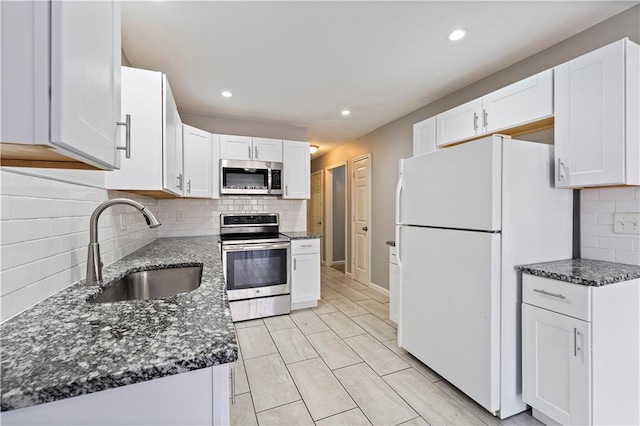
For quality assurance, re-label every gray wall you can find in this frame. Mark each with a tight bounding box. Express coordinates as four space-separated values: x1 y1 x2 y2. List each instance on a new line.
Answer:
312 5 640 290
332 166 346 262
181 112 307 141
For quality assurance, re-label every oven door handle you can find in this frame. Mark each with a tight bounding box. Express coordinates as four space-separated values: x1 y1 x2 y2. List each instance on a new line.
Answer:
222 242 291 252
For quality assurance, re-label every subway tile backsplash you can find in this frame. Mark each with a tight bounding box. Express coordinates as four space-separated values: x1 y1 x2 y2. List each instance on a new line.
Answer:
1 170 306 322
581 187 640 266
157 196 307 238
0 170 159 322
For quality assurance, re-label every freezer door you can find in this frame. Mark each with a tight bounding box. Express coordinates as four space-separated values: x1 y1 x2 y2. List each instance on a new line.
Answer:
399 226 501 413
402 135 502 231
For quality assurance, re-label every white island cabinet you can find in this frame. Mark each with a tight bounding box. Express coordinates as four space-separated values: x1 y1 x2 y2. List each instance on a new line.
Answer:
291 239 321 310
522 274 640 426
554 38 639 188
0 364 231 426
1 0 122 170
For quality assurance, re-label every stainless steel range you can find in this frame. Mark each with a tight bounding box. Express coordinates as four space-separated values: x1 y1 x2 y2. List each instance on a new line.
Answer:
220 213 291 322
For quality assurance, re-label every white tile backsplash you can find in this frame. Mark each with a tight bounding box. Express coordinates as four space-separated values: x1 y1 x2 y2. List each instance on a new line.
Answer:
581 187 640 266
157 196 307 238
0 170 159 322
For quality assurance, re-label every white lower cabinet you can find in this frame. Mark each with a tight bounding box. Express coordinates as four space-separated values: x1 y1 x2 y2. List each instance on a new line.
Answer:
522 275 640 425
0 364 231 426
388 245 399 324
290 239 320 310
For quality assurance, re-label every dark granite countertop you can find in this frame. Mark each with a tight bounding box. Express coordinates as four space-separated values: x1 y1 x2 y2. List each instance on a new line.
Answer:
386 241 396 247
0 236 237 412
281 232 322 240
518 258 640 287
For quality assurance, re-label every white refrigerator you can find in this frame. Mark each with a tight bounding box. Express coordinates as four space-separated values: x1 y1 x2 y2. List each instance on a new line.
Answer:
396 135 573 419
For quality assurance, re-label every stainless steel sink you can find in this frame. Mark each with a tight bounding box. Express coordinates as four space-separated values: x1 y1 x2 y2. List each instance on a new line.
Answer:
90 265 203 303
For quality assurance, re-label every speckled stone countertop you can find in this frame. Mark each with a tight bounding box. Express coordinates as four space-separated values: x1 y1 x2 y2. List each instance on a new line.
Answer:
281 232 322 239
0 236 237 412
386 241 396 247
518 258 640 287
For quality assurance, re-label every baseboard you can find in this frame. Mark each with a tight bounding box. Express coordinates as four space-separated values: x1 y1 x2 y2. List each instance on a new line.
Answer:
368 281 390 296
291 300 318 310
346 272 353 278
330 260 345 266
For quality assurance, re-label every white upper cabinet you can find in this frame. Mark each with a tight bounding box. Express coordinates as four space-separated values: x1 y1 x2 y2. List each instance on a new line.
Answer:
283 140 310 199
0 0 122 170
163 78 184 196
483 69 553 133
183 125 218 199
435 69 554 148
436 98 483 147
220 136 283 162
554 38 639 188
253 138 283 162
413 116 437 156
105 67 183 197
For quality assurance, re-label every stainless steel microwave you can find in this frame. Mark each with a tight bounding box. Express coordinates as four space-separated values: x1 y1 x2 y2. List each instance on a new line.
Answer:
220 159 283 195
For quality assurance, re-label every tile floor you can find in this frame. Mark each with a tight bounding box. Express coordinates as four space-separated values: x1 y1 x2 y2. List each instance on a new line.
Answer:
230 265 542 426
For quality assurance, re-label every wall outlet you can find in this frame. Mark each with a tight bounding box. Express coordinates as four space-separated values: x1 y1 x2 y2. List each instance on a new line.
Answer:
176 211 185 222
119 213 127 231
613 213 640 234
282 210 288 220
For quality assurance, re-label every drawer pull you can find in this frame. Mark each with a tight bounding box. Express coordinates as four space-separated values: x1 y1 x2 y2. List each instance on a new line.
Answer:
574 328 578 357
300 244 313 248
533 289 566 299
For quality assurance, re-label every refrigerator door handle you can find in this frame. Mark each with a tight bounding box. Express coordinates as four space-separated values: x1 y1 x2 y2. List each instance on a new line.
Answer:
395 174 403 266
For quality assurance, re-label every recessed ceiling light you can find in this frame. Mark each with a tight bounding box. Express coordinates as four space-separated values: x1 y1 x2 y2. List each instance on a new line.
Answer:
221 91 233 98
447 28 467 41
341 110 351 116
310 145 319 154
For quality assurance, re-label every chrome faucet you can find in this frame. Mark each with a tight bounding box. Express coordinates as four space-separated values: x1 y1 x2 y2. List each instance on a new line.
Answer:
86 198 161 285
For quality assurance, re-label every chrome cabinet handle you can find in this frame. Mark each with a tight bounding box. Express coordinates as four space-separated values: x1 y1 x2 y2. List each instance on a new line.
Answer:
116 114 131 158
294 258 297 270
187 179 191 194
557 158 567 182
574 328 578 357
285 185 288 196
248 146 252 160
255 146 258 160
473 112 478 132
301 244 312 248
483 109 488 130
533 288 566 299
177 173 183 190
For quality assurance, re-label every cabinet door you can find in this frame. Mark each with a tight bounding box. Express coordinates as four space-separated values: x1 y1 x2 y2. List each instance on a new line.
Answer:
105 67 163 191
522 304 591 425
220 135 252 160
211 134 221 199
163 77 184 196
50 0 121 169
413 116 437 156
291 253 320 304
436 98 483 147
554 39 626 188
283 140 310 199
483 69 553 133
183 125 213 198
252 138 283 162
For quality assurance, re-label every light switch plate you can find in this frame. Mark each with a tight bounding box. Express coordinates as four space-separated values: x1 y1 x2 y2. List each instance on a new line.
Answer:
176 211 185 222
613 213 640 234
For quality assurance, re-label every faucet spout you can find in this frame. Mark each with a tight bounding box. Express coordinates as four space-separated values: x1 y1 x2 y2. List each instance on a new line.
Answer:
86 198 161 285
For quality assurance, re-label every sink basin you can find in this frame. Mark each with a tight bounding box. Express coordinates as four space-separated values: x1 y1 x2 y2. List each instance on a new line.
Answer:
90 265 203 303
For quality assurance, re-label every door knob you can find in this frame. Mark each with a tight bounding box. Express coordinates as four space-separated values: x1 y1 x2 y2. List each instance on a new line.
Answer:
362 226 368 231
317 221 321 225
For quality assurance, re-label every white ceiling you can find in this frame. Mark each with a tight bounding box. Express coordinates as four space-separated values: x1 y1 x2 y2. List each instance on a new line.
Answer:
122 1 637 153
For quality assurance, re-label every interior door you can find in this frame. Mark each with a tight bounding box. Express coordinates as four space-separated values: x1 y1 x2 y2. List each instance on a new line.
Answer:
400 225 501 413
309 170 323 260
352 155 371 285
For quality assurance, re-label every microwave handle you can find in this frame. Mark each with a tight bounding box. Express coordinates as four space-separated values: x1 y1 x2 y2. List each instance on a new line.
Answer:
267 166 272 194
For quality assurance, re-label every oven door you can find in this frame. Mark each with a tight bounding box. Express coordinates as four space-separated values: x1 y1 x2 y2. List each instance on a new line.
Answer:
222 242 291 301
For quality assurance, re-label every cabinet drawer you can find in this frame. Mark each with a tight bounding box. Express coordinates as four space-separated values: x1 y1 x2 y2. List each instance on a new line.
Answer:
389 246 398 265
291 239 320 255
523 275 591 321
